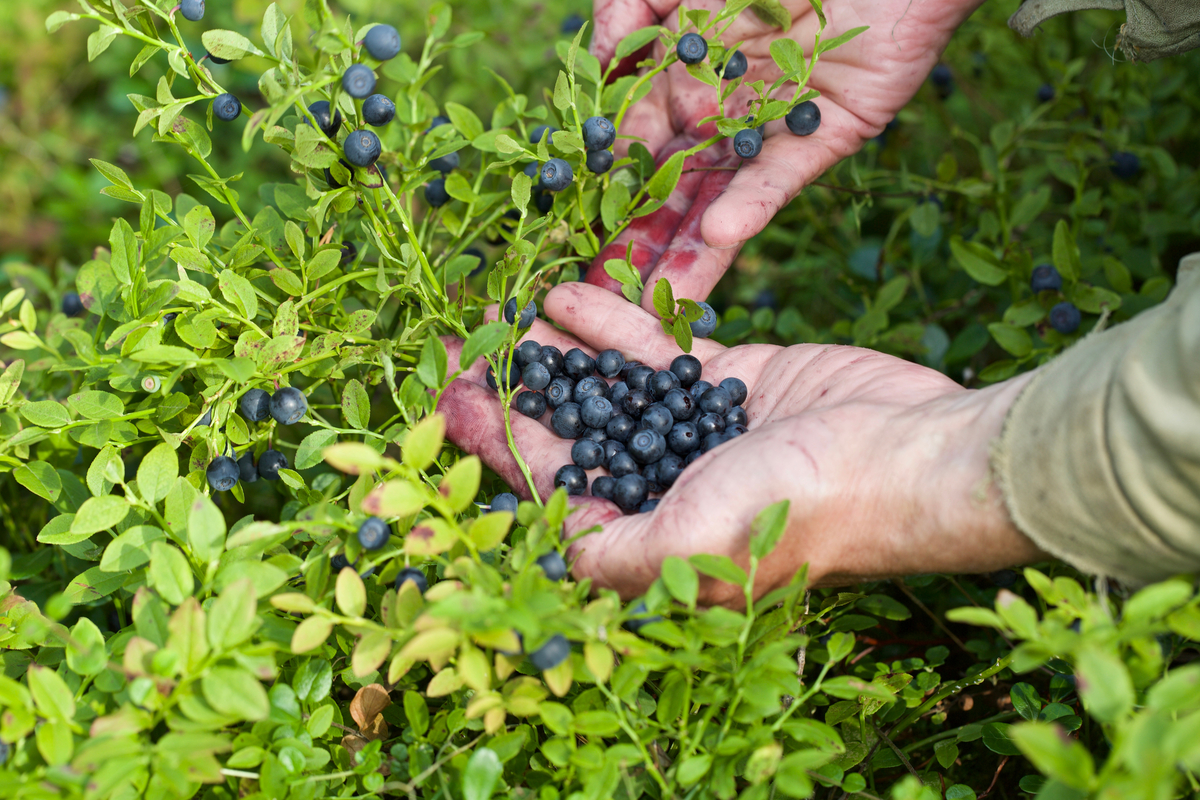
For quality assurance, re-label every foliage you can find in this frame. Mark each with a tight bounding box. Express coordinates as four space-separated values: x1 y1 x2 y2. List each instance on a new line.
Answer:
0 0 1198 799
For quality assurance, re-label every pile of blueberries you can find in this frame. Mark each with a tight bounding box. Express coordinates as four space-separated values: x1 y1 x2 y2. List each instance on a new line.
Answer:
205 386 309 492
492 339 748 514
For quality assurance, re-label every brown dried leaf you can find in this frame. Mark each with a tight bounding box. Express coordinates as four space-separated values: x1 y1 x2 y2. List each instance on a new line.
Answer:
349 683 391 730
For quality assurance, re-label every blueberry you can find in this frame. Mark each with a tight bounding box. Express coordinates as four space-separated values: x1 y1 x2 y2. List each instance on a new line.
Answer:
540 159 574 192
308 100 343 137
689 380 713 403
530 124 557 144
270 387 308 425
555 464 588 495
331 553 351 572
592 474 616 500
491 492 519 514
180 0 204 21
344 129 382 167
690 302 718 338
726 423 748 438
602 439 626 466
523 161 544 187
701 431 726 452
580 427 608 443
582 116 616 151
429 150 460 173
163 312 178 323
639 404 674 437
362 94 396 126
537 551 568 581
663 388 696 421
669 354 701 388
530 633 570 670
1111 151 1140 180
516 340 543 368
677 32 708 64
988 569 1018 588
563 348 596 381
562 13 586 33
485 362 521 391
62 292 85 317
725 406 748 427
696 412 726 437
357 517 390 550
573 376 608 405
1037 83 1055 103
628 429 667 464
1030 264 1063 293
551 403 585 439
622 389 653 418
523 362 552 390
206 456 239 492
258 449 287 480
514 390 547 419
733 128 763 159
613 473 649 511
238 452 258 483
395 567 429 594
930 63 953 88
699 386 732 415
685 449 703 466
196 408 213 427
569 439 604 470
623 601 662 633
534 190 555 214
364 24 402 61
638 499 660 513
580 395 614 429
785 101 821 136
586 149 614 175
719 377 747 406
1049 302 1081 334
658 452 685 485
649 370 680 400
206 52 231 65
342 64 377 99
626 364 655 392
213 93 242 122
426 115 451 131
340 241 358 266
721 50 748 79
668 422 700 456
240 388 271 422
609 381 630 409
544 377 575 410
425 178 450 207
596 349 625 379
608 451 639 479
643 461 662 493
504 298 537 328
605 413 636 443
538 345 565 377
619 360 642 380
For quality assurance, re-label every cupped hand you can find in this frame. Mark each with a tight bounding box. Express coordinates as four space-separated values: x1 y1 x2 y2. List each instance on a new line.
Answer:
438 283 1042 606
585 0 982 313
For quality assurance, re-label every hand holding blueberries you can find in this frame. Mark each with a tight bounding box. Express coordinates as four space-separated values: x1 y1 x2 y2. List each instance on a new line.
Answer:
585 0 988 314
439 282 1043 606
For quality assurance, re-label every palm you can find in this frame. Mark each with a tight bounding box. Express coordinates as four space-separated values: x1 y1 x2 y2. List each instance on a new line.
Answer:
439 283 1031 605
584 0 980 312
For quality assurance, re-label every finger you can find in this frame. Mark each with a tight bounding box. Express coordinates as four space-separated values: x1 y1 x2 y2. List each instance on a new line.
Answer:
437 377 571 500
584 141 727 294
699 103 875 249
639 153 740 312
543 282 725 367
590 0 676 72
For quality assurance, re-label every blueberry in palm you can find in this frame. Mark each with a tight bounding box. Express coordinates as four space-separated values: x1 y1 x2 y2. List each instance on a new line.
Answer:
690 302 718 337
554 464 588 495
785 101 821 136
504 298 537 328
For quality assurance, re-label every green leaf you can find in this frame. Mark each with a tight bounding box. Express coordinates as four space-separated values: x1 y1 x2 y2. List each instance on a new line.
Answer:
769 38 805 76
149 542 194 605
21 400 71 428
137 442 178 505
189 495 227 563
342 379 370 429
14 462 62 503
981 722 1022 755
336 566 366 617
987 322 1032 358
614 26 661 61
62 566 126 605
218 270 259 321
750 0 792 29
201 29 260 61
65 617 107 676
404 415 445 471
71 495 130 535
417 336 448 388
661 556 699 607
28 664 75 721
856 594 911 620
460 322 511 369
646 151 685 201
207 578 259 651
1075 646 1134 723
100 525 165 572
749 500 789 560
816 25 869 55
1010 723 1094 790
688 554 748 587
1051 220 1081 282
296 429 338 470
652 278 676 320
203 666 270 720
950 238 1008 286
445 101 484 141
462 747 502 800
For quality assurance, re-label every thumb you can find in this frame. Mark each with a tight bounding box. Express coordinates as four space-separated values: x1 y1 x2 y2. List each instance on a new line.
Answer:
564 498 661 599
590 0 668 73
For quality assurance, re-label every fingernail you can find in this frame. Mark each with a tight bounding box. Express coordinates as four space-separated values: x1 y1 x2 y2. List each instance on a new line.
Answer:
706 240 743 251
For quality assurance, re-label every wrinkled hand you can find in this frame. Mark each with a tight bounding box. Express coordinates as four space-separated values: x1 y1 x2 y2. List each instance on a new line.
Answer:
585 0 982 312
439 283 1042 606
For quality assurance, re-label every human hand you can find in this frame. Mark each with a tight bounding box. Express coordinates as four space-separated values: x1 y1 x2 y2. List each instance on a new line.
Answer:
585 0 983 313
438 282 1044 606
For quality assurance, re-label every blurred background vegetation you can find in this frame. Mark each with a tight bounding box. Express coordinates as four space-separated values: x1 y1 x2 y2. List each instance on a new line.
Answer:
3 0 1198 387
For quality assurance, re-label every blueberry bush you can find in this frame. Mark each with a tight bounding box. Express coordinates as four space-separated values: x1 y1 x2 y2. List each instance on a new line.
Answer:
1 1 1199 799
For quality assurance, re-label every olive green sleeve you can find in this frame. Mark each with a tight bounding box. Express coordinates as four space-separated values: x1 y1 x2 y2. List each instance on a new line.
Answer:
1009 0 1200 61
993 253 1200 586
